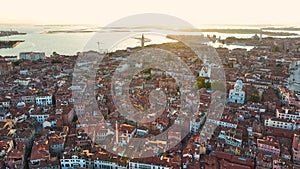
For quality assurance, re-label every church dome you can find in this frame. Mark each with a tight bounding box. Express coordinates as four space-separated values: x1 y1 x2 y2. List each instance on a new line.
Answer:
235 80 243 89
17 102 26 108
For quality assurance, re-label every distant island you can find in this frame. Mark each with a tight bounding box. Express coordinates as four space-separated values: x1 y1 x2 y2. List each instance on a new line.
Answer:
179 28 298 36
43 30 94 34
41 27 300 37
0 40 24 49
0 30 26 37
0 31 26 48
262 27 300 31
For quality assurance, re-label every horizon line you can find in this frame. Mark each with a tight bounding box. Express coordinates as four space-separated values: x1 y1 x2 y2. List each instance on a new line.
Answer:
1 23 300 27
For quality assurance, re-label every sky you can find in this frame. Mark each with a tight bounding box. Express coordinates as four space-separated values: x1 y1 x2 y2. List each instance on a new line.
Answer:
0 0 300 26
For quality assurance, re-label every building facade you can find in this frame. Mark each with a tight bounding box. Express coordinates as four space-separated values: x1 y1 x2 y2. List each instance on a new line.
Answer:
257 136 280 155
19 52 45 61
276 108 300 120
293 134 300 164
264 118 297 130
228 80 245 104
36 95 53 106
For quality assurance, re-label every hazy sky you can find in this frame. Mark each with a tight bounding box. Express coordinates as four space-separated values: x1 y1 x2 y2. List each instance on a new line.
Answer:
0 0 299 26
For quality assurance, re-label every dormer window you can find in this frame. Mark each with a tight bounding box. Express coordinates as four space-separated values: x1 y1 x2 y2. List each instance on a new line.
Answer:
72 155 78 159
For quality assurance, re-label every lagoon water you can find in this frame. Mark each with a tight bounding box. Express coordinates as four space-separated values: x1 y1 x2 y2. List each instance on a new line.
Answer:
0 24 299 56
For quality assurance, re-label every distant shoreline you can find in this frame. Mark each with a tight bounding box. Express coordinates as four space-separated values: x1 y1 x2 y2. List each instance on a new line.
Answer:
0 31 26 37
179 28 299 36
40 27 300 37
0 40 24 49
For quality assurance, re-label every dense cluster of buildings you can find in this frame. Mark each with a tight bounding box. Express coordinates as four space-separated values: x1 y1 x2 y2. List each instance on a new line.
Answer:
0 36 300 168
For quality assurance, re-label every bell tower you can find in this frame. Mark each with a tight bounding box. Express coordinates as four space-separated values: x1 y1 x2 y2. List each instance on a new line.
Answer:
141 34 145 48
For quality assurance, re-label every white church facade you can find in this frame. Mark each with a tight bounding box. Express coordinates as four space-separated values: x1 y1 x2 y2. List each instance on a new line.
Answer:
228 80 245 104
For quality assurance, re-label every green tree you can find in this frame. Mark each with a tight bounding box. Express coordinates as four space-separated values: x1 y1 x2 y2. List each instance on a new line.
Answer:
227 63 233 68
142 68 151 74
247 94 260 103
196 77 211 89
51 59 62 64
145 76 152 81
205 81 211 89
13 60 21 66
72 115 78 122
272 46 280 52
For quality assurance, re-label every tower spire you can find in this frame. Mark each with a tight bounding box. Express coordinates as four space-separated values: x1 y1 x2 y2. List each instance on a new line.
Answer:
141 34 145 48
115 121 119 144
